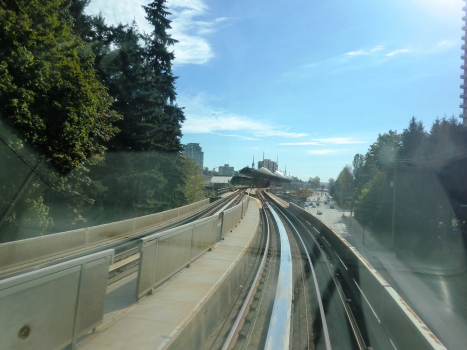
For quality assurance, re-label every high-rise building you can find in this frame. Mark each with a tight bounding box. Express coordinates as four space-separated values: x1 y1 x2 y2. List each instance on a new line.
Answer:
462 2 467 126
258 159 277 173
218 164 235 176
184 143 204 168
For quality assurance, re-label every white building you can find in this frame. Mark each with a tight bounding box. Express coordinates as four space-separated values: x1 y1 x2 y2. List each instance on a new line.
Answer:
184 143 204 168
218 164 235 176
210 176 232 189
258 159 277 173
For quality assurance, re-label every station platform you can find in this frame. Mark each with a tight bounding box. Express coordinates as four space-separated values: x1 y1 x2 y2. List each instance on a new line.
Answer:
78 198 260 350
265 191 289 208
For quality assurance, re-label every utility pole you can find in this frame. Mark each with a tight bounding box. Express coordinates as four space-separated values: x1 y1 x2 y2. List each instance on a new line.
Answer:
391 160 397 249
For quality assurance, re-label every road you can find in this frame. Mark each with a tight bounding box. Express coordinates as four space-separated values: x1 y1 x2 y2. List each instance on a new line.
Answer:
304 195 467 350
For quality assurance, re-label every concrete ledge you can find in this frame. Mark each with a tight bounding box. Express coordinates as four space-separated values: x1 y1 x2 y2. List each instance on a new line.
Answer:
265 191 289 208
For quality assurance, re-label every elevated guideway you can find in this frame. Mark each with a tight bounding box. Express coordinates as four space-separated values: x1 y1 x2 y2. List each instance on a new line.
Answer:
0 190 260 350
0 188 452 350
265 190 447 350
77 197 260 350
0 192 241 280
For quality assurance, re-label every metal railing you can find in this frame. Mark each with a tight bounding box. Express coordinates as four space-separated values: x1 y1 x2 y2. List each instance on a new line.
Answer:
220 197 249 239
0 198 210 274
0 249 114 350
0 195 253 350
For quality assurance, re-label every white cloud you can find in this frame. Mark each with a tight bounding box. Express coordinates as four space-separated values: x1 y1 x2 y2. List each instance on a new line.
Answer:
278 138 365 146
85 0 222 65
85 0 153 33
411 0 461 20
167 0 225 65
277 141 322 146
346 50 367 57
437 40 454 49
386 49 409 57
345 45 411 59
179 93 308 138
214 133 260 140
307 150 343 155
345 45 384 56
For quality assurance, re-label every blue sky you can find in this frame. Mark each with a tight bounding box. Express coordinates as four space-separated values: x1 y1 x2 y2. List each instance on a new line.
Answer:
86 0 464 181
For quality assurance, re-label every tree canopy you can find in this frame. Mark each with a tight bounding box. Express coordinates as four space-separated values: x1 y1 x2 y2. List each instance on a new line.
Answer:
0 0 212 241
0 0 121 172
333 116 467 259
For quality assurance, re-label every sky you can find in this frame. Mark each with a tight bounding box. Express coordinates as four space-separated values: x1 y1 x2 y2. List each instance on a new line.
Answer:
86 0 464 181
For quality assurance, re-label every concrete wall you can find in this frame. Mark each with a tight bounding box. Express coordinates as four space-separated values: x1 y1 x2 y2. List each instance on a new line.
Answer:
285 201 446 350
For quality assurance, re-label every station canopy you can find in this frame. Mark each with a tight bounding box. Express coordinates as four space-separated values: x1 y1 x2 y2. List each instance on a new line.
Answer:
238 167 292 183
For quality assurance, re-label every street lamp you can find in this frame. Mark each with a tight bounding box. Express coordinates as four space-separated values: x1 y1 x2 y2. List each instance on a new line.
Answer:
390 160 397 249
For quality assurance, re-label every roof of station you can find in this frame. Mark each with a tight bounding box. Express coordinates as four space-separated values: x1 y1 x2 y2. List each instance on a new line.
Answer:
239 167 292 183
210 176 232 184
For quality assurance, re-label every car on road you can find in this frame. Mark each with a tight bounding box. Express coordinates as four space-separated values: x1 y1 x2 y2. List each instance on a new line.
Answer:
317 210 323 215
311 203 316 208
330 205 334 209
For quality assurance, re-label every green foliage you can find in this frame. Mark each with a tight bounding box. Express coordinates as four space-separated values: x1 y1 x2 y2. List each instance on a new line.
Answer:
58 0 188 225
354 171 391 228
183 157 208 203
334 165 352 205
0 0 121 172
328 178 335 196
336 116 467 256
365 130 401 173
308 176 320 189
1 0 193 240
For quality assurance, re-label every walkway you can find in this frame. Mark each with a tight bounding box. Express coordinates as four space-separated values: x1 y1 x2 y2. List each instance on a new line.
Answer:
78 198 260 350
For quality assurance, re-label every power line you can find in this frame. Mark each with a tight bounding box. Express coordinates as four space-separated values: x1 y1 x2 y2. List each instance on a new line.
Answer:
395 142 467 164
395 201 455 228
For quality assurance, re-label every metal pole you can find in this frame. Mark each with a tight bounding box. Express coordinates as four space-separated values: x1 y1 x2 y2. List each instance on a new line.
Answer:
391 161 397 248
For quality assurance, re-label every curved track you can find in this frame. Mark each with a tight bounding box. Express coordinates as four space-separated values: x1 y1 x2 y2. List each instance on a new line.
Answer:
269 193 397 350
0 191 245 282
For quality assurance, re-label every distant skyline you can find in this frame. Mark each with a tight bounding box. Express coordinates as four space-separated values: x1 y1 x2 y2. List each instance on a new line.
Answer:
86 0 464 180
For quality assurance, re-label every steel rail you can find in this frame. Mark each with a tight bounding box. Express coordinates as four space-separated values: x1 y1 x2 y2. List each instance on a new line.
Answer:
264 202 293 350
105 191 247 285
243 193 276 349
0 191 242 281
275 202 367 350
221 194 270 350
211 191 244 217
275 203 332 350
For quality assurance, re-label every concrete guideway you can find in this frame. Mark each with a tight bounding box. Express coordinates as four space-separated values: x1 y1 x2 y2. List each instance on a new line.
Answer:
270 192 447 349
77 198 260 350
264 203 293 350
298 203 447 349
314 203 467 350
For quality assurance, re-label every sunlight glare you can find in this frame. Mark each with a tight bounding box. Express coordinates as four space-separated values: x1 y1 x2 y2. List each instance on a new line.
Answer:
411 0 463 19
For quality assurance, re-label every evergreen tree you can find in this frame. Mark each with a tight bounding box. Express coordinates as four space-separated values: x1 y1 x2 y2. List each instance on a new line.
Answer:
400 117 427 160
65 1 191 223
0 0 121 173
142 0 185 152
